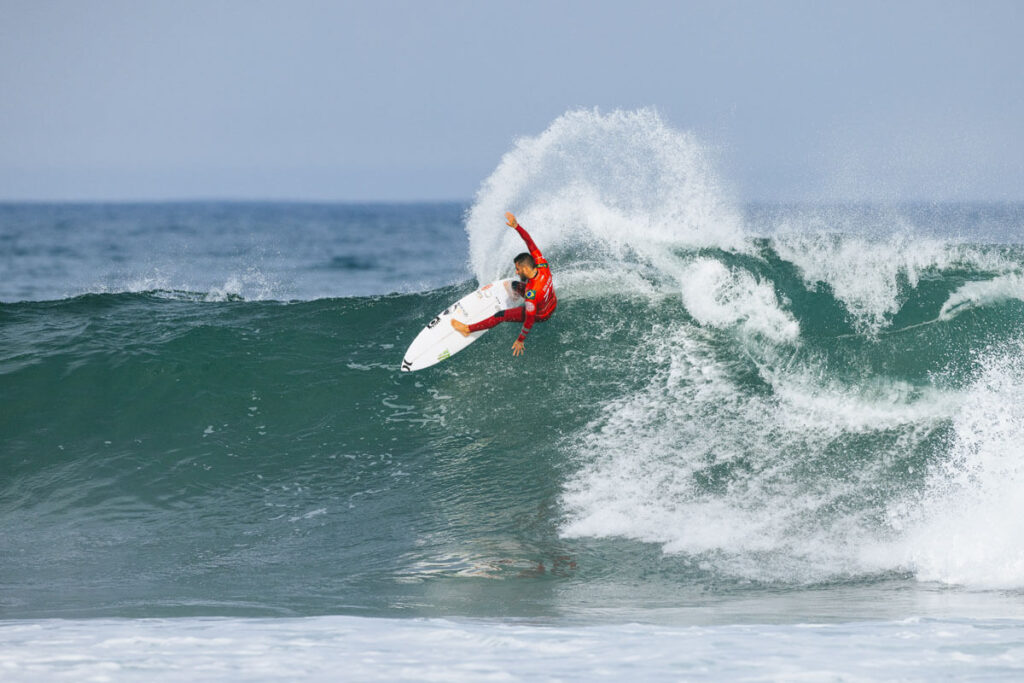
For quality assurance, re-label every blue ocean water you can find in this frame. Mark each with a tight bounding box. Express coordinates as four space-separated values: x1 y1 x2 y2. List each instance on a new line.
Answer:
3 110 1024 679
0 201 470 303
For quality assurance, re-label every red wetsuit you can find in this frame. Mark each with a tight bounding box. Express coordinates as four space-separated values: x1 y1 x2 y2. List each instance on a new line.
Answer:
468 223 557 341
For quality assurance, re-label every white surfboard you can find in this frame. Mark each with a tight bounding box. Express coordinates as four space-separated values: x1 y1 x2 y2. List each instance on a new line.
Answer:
401 279 523 372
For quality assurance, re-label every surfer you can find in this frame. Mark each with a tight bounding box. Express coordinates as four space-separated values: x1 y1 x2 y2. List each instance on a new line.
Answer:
452 212 557 356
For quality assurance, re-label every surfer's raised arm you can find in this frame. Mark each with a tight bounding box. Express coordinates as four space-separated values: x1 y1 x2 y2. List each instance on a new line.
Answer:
506 212 543 262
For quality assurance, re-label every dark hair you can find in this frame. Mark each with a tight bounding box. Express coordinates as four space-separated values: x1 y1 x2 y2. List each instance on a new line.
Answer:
514 252 536 268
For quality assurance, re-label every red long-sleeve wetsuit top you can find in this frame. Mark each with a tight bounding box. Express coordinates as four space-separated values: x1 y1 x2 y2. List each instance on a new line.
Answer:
512 223 557 341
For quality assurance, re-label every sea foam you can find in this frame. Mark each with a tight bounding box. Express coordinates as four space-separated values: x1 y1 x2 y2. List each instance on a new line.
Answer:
484 110 1024 589
465 108 746 287
888 343 1024 588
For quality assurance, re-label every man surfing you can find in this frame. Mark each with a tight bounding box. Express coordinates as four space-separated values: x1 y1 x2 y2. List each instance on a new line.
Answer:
451 212 557 356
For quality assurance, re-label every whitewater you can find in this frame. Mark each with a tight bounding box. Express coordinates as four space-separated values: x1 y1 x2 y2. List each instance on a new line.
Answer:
3 109 1024 679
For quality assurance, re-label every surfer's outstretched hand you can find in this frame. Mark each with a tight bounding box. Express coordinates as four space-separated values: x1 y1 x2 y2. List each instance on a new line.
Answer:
505 211 518 229
512 340 525 356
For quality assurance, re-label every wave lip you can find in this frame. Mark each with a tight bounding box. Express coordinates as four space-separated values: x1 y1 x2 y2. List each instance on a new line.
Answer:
465 108 745 287
939 273 1024 321
680 258 799 342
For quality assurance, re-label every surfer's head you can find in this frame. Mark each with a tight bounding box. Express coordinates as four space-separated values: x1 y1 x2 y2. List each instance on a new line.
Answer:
514 252 537 279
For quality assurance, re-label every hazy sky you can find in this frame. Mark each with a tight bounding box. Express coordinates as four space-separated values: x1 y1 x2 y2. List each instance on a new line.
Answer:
1 0 1022 201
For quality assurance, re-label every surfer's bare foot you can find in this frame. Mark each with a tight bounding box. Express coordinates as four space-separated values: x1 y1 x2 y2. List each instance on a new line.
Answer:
451 319 471 337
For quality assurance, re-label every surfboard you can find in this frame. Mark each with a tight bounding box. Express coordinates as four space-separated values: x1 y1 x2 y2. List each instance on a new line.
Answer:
401 279 523 372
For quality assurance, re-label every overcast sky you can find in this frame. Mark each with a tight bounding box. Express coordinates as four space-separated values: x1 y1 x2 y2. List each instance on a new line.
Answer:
1 0 1021 201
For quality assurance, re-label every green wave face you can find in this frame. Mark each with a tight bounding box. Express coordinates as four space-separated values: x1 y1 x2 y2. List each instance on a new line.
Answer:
4 235 1024 618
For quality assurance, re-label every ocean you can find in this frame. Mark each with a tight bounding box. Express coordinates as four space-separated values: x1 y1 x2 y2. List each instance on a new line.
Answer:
3 111 1024 679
